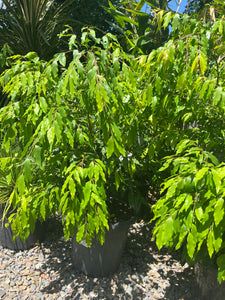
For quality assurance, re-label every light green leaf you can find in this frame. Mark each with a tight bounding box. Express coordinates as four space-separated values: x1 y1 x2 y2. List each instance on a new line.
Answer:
40 200 46 220
96 87 103 112
76 224 85 243
187 232 196 258
172 13 180 31
195 206 204 222
163 12 172 29
191 56 199 73
207 230 214 258
17 174 26 196
39 97 48 113
212 169 221 194
69 178 76 199
199 54 207 74
34 103 40 115
195 167 208 185
82 181 92 209
214 198 224 226
66 129 74 148
23 159 32 183
213 87 223 105
106 137 114 158
114 139 125 156
53 120 62 142
47 127 55 146
58 53 66 67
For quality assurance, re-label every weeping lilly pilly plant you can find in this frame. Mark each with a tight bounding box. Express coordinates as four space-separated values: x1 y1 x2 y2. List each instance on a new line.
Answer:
0 29 153 246
1 2 225 283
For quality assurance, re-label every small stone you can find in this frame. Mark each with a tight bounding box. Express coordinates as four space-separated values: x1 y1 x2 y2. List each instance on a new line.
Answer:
131 274 138 281
93 278 98 284
125 285 133 296
0 290 7 298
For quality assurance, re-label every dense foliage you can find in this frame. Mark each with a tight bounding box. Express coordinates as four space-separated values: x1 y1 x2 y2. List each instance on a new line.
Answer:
56 0 123 37
105 0 170 54
1 0 225 283
0 29 154 246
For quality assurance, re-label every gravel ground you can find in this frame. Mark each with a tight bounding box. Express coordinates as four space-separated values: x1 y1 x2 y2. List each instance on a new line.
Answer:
0 222 200 300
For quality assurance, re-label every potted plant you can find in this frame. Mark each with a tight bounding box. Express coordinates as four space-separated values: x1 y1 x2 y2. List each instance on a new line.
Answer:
0 29 153 273
0 146 45 250
144 5 225 295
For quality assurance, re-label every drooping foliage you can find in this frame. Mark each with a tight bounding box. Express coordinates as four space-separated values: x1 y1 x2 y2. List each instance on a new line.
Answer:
0 29 154 246
1 0 225 284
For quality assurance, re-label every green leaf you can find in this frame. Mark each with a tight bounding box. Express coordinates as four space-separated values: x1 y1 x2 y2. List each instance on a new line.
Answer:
33 145 42 168
195 167 208 185
39 97 48 113
96 87 103 112
172 14 180 31
143 84 153 106
207 230 214 258
156 216 174 249
187 232 196 258
23 159 32 183
52 60 58 78
214 198 224 226
114 139 125 157
175 139 194 154
195 206 203 222
76 224 85 243
47 127 55 146
213 87 223 105
82 181 92 208
66 129 74 148
54 120 62 142
212 169 221 194
69 178 76 199
40 200 46 220
191 56 199 73
163 12 172 29
112 123 122 142
17 174 26 196
58 53 66 67
106 137 114 158
69 35 76 50
199 54 207 74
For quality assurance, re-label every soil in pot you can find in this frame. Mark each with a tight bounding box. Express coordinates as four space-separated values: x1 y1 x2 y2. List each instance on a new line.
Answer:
72 220 132 277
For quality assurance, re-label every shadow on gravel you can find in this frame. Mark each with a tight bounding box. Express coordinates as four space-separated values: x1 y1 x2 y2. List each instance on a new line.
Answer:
39 222 200 299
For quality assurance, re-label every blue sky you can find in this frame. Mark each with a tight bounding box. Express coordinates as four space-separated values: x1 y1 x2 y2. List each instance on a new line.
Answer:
169 0 188 13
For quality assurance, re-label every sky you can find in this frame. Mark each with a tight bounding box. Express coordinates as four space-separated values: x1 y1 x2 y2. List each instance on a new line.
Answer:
169 0 188 13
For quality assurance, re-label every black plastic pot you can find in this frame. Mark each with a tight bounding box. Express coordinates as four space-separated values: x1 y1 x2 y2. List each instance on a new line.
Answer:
195 262 225 300
0 217 38 251
0 205 45 251
72 220 132 277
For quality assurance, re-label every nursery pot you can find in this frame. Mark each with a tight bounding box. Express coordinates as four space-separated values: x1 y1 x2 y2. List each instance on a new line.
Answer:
72 220 132 277
0 207 45 251
0 217 37 251
194 262 225 300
